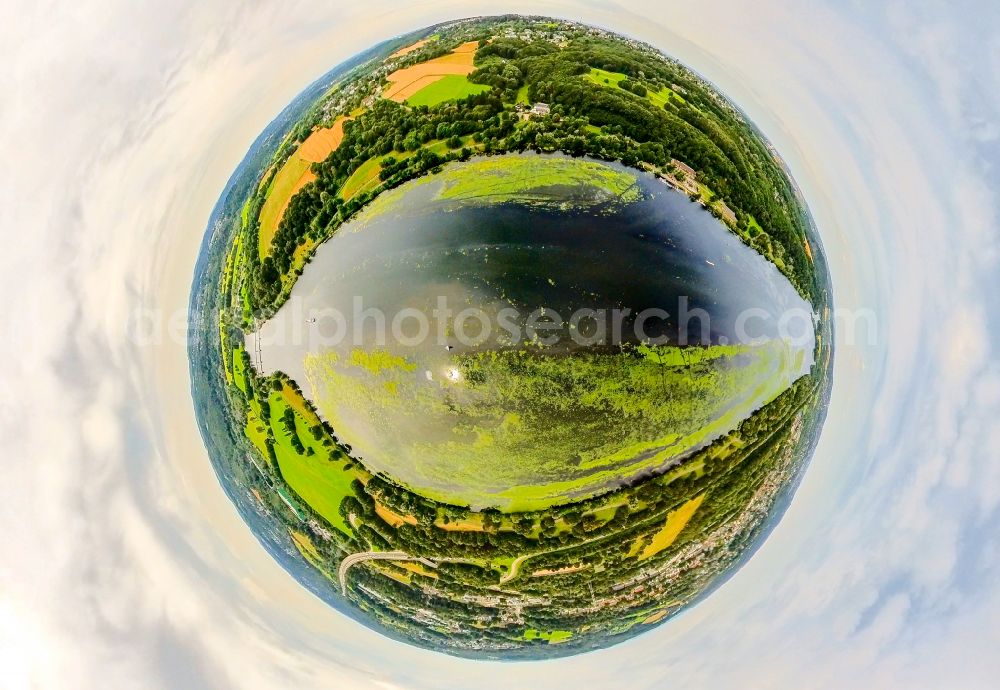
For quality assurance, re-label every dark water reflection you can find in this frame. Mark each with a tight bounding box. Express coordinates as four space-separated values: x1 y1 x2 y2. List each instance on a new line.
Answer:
251 153 813 380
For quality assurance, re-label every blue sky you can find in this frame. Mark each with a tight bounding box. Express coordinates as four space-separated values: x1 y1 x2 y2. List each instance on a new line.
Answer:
1 1 998 688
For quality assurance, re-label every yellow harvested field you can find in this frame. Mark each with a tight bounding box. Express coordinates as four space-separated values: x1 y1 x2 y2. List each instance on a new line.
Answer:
289 529 321 563
639 494 706 561
531 564 587 577
435 515 485 532
371 562 411 584
395 561 438 578
298 117 348 163
258 117 353 256
432 51 478 65
383 41 479 102
288 169 316 192
258 156 314 257
451 40 479 54
626 537 645 558
281 383 322 426
643 609 670 625
390 38 430 58
375 502 417 528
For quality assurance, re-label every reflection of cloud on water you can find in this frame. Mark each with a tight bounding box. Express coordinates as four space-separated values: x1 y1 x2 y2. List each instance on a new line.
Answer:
3 0 999 689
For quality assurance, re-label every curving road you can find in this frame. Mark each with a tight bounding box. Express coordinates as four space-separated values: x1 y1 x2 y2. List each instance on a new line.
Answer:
339 550 415 593
498 555 529 584
339 550 491 594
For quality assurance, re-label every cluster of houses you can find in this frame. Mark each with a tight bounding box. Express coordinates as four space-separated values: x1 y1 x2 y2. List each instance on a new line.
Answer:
660 158 737 225
515 101 551 120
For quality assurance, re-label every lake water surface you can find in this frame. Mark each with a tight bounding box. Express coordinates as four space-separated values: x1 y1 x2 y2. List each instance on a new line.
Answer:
251 152 814 380
246 153 815 507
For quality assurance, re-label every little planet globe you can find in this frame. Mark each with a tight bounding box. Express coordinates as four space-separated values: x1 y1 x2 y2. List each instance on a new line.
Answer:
190 16 833 659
